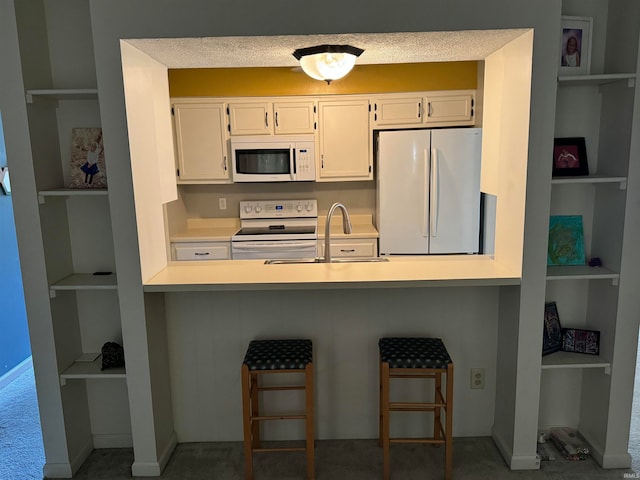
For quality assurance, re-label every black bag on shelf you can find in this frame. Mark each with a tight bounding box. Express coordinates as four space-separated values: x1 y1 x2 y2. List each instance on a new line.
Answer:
101 342 125 370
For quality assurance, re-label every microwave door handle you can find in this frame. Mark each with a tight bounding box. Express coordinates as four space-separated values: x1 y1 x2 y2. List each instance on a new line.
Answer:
290 145 296 180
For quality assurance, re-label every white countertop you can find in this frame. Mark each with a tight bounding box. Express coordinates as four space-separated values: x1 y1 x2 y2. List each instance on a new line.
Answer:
144 255 520 291
170 214 378 242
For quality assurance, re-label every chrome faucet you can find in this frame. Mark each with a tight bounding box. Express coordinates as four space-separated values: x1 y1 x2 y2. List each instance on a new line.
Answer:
324 202 352 263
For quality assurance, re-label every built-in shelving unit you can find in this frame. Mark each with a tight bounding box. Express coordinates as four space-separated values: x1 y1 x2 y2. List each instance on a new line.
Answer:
539 0 640 469
38 188 108 203
25 88 98 103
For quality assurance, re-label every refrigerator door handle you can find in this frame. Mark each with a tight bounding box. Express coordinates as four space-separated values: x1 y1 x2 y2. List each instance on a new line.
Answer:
430 147 438 237
423 148 429 237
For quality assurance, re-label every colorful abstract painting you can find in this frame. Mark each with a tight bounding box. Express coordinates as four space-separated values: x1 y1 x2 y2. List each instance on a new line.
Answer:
547 215 586 266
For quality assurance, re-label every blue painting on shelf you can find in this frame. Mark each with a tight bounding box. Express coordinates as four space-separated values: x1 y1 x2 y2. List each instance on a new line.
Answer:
547 215 586 266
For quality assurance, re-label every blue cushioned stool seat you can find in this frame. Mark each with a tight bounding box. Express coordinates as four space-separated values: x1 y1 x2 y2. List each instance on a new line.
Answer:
243 339 313 370
379 337 452 369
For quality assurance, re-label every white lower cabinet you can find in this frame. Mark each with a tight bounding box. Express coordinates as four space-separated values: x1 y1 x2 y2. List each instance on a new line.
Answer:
172 242 231 261
317 238 378 258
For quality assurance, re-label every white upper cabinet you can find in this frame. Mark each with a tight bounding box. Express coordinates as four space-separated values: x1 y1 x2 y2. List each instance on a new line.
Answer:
228 102 272 135
424 93 474 124
228 100 316 135
273 101 316 134
173 101 230 182
317 99 371 181
372 91 475 127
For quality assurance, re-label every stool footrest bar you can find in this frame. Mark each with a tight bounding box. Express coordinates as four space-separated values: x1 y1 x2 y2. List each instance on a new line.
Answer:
257 385 306 391
253 414 306 421
253 447 306 453
390 438 446 445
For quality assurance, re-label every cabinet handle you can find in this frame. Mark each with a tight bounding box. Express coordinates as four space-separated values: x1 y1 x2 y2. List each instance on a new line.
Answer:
340 249 356 253
265 112 269 127
223 156 227 171
194 252 210 256
428 102 433 117
321 154 324 168
418 102 422 118
275 111 279 127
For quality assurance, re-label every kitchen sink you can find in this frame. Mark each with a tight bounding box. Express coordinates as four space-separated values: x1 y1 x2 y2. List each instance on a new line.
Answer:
264 257 389 265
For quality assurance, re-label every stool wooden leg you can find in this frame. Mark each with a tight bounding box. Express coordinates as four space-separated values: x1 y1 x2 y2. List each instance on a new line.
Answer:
381 361 390 480
434 371 442 443
445 363 454 480
305 363 315 480
378 355 383 447
250 372 260 448
241 364 253 480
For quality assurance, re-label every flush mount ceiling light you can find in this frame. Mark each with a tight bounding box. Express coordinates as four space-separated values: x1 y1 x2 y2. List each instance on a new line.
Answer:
293 44 364 84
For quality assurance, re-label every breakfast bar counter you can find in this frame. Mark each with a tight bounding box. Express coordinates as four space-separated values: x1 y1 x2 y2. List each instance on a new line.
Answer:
143 255 521 291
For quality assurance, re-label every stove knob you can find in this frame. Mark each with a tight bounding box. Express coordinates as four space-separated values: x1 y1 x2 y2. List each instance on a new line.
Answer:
244 205 252 213
255 205 262 213
297 204 303 212
306 203 313 212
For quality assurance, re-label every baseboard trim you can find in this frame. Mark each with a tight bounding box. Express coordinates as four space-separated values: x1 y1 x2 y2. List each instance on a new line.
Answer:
131 431 177 477
69 436 95 475
93 433 133 449
0 356 32 390
601 452 632 469
491 428 540 470
42 462 73 478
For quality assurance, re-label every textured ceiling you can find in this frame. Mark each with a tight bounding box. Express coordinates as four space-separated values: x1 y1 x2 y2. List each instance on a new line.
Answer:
125 30 530 68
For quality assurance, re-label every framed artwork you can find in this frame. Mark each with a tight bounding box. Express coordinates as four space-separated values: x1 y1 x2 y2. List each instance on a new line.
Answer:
559 16 593 76
553 137 589 177
548 215 586 266
543 302 563 356
68 128 107 189
562 328 600 355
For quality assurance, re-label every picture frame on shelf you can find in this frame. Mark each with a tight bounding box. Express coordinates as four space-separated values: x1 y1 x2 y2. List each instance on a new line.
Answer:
0 167 10 195
543 302 563 356
553 137 589 177
548 215 586 266
68 128 107 189
562 328 600 355
559 16 593 76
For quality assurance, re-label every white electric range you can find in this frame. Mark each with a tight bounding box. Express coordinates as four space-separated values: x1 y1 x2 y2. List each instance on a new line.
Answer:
231 199 318 260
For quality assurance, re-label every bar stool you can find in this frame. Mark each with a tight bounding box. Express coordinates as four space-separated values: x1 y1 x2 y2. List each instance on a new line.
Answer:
378 337 454 480
241 339 315 480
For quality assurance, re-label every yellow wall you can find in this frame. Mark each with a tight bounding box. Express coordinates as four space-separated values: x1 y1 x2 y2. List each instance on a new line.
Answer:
168 62 477 97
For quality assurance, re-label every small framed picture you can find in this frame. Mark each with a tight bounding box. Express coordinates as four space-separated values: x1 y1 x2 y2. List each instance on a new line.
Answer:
548 215 586 266
543 302 563 356
553 137 589 177
560 16 593 76
562 328 600 355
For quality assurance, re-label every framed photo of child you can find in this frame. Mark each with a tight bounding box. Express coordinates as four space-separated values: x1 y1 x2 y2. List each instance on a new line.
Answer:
68 128 107 189
559 16 593 76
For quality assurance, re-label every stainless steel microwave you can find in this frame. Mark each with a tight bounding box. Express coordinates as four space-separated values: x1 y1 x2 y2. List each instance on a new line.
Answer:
230 135 316 182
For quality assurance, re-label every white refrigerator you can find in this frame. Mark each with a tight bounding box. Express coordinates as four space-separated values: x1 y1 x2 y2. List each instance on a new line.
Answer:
376 128 482 255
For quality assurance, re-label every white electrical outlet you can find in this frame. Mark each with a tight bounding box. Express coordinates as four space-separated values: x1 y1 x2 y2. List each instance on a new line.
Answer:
470 368 485 389
219 197 227 210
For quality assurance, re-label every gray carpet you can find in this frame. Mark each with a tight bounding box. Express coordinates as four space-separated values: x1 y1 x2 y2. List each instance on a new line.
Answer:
1 361 639 479
0 362 45 479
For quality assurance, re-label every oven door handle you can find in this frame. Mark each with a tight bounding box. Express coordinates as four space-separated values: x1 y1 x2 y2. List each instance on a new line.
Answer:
232 242 316 251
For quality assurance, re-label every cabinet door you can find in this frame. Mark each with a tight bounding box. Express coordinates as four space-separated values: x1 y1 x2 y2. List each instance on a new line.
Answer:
173 103 230 182
424 94 474 125
228 102 272 135
273 101 315 134
372 96 422 126
317 99 371 181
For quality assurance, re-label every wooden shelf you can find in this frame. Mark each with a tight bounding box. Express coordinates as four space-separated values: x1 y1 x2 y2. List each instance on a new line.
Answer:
546 265 618 281
26 88 98 103
38 188 108 203
558 73 636 87
542 351 610 373
49 273 117 297
551 175 627 189
60 355 126 385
